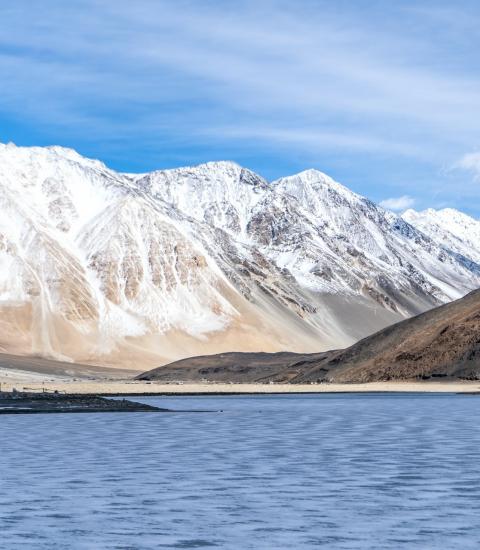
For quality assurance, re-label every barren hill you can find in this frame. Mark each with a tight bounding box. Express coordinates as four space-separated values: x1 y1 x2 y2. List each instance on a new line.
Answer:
138 289 480 383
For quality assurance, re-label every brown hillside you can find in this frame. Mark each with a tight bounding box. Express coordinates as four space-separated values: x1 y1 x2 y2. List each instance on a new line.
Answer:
138 289 480 383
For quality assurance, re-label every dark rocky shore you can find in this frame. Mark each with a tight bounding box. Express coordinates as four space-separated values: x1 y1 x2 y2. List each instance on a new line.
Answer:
0 393 167 414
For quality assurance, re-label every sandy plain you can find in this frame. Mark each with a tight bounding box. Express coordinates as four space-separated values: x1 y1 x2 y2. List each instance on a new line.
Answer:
1 367 479 395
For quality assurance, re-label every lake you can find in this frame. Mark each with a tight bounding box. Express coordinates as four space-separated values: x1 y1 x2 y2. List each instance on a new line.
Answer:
1 393 480 549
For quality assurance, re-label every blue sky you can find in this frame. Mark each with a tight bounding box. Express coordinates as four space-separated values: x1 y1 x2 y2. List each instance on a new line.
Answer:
1 0 480 215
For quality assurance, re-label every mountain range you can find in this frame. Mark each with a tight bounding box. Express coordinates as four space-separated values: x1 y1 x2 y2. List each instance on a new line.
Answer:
1 142 479 369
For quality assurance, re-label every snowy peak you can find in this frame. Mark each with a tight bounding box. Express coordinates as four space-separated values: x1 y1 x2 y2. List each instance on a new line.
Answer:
136 160 269 238
142 160 268 190
273 168 363 211
404 207 480 235
403 208 480 264
0 141 110 174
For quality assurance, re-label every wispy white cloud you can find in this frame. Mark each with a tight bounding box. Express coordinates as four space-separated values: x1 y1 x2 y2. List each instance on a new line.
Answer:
1 1 479 154
457 152 480 179
203 126 422 157
379 196 416 211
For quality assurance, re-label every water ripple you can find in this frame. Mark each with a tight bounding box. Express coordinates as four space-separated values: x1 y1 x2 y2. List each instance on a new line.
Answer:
1 393 480 548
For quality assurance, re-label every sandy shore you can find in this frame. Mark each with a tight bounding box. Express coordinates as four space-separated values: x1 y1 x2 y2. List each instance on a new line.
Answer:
1 368 479 395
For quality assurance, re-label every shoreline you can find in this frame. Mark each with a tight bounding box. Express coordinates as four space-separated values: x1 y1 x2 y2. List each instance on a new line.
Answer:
1 372 480 395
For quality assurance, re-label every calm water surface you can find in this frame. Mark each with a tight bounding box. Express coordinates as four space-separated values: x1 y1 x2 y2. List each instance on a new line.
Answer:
1 393 480 549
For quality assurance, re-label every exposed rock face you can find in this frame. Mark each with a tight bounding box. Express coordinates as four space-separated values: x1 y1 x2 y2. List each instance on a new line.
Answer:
0 142 479 369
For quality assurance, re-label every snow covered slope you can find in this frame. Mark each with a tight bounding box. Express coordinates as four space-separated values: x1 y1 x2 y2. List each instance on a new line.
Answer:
403 208 480 265
0 142 479 369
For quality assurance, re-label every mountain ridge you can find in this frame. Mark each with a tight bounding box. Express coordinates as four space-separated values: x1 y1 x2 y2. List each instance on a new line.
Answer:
1 142 479 369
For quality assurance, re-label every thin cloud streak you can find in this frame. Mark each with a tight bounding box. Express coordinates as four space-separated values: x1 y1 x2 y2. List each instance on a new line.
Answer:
457 152 480 180
379 196 416 211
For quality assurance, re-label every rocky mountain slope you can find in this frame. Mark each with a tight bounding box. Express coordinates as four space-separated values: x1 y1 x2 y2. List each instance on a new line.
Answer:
139 289 480 383
1 142 480 369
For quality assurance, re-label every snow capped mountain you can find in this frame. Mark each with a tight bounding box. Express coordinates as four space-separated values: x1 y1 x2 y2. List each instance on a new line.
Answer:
136 161 269 240
269 171 478 301
1 142 479 369
403 208 480 265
